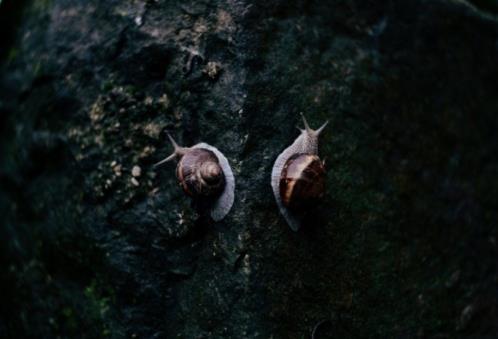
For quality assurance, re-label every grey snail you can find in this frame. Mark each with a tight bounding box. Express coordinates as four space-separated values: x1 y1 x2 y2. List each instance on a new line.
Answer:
271 114 328 231
154 133 235 221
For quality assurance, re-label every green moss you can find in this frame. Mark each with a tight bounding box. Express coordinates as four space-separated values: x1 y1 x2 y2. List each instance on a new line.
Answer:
6 47 17 64
31 0 52 12
84 279 112 332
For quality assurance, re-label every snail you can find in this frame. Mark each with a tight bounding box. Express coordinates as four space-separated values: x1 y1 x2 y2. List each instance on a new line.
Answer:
271 114 328 231
154 133 235 221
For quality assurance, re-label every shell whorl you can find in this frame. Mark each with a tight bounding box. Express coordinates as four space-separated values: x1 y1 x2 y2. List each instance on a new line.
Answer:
199 161 223 184
154 134 236 222
279 154 326 210
176 148 225 198
193 143 235 221
270 114 328 231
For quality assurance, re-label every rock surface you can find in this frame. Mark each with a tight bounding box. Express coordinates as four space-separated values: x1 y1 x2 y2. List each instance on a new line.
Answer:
1 0 498 338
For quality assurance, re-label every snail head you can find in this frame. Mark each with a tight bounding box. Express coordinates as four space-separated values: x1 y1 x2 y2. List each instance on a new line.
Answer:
153 132 189 168
296 113 329 155
298 113 329 137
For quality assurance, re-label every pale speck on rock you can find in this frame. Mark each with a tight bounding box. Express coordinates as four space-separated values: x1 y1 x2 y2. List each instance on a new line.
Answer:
132 165 142 177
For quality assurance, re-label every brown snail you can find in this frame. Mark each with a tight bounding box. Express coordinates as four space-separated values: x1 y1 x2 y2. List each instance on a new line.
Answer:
154 133 235 221
271 114 328 231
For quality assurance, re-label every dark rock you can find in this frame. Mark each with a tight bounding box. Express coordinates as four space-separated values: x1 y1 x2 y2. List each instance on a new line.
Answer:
1 0 498 338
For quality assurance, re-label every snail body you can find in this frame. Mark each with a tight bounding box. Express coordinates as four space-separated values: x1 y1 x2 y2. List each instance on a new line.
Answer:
154 134 235 221
271 115 328 231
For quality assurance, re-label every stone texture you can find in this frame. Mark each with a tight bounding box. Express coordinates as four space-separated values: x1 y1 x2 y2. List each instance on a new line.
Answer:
1 0 498 338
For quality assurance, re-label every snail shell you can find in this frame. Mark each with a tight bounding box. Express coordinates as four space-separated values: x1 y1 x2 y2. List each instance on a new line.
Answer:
271 114 328 231
176 148 225 198
154 134 235 221
279 153 326 210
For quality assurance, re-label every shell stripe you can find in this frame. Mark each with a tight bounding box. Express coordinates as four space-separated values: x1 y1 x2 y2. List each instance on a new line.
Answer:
193 143 235 221
271 117 327 230
271 134 313 231
176 156 189 195
280 155 316 206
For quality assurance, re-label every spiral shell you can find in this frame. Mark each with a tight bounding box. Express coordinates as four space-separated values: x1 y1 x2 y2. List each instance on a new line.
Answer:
176 148 225 198
279 153 326 210
271 114 328 231
154 134 235 221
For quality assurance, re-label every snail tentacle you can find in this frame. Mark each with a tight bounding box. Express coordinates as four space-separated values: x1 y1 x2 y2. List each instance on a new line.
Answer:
153 135 235 222
153 133 189 168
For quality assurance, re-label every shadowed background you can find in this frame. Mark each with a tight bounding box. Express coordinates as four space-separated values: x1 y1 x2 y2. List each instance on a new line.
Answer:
1 0 498 338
